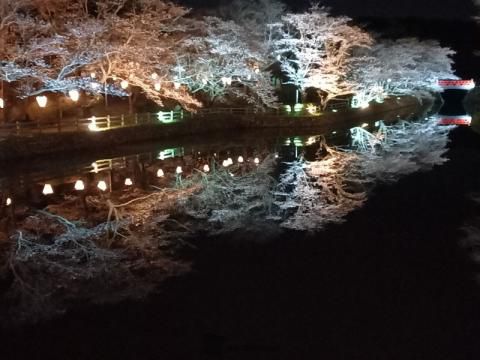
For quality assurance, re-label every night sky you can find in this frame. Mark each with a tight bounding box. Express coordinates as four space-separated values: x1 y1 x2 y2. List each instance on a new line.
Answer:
184 0 476 19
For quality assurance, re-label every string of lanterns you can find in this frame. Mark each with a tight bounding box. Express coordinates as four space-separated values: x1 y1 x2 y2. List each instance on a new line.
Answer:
4 155 264 207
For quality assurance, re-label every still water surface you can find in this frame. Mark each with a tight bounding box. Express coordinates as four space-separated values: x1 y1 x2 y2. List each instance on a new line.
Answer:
3 112 480 359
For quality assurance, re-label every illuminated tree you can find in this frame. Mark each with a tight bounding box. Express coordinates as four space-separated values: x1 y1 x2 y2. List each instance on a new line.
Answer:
0 0 202 110
272 5 372 107
179 16 278 108
351 38 457 103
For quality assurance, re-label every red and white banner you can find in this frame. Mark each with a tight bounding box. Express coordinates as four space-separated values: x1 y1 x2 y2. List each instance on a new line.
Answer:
438 79 475 90
436 115 472 126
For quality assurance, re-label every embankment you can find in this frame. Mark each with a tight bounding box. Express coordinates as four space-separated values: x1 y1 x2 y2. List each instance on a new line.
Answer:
0 96 429 161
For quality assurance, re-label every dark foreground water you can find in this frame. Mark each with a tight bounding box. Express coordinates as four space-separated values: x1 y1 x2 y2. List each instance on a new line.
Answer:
2 123 480 359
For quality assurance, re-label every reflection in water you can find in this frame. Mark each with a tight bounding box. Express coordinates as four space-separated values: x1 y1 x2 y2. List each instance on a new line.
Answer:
0 114 455 324
275 118 452 231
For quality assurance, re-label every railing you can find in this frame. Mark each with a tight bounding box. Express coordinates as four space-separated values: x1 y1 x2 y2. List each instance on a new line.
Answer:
0 110 186 137
0 100 351 137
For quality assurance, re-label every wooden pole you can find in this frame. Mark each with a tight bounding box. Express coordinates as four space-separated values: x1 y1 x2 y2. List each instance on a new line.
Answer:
104 82 108 108
128 92 133 114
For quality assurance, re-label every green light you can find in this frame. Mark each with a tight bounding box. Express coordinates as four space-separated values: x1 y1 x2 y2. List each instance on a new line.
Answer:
294 103 304 112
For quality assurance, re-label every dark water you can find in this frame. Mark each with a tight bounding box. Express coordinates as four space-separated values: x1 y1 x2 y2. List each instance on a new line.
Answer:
2 116 480 359
0 131 349 213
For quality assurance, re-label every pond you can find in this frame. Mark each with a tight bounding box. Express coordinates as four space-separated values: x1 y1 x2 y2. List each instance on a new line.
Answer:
3 109 480 359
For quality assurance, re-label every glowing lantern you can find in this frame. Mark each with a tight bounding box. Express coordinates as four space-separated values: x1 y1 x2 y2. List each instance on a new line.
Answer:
68 89 80 102
237 156 244 163
0 98 4 109
124 178 133 186
97 180 107 192
151 72 158 80
42 184 54 195
203 164 210 172
157 169 164 177
154 82 161 91
120 80 129 89
176 166 183 175
221 77 232 86
227 158 233 166
74 180 85 191
222 160 229 167
36 96 48 108
254 157 260 165
6 197 12 206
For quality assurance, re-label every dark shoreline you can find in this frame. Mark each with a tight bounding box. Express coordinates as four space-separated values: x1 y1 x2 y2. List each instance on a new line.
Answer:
0 97 427 162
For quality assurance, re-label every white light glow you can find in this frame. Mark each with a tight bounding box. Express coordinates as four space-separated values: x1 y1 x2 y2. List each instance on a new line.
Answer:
237 156 244 163
97 180 107 192
6 197 12 206
74 180 85 191
36 96 48 108
0 98 4 109
68 89 80 102
306 104 317 114
42 184 54 195
203 164 210 172
221 77 232 86
254 157 260 165
157 169 164 177
124 178 133 186
361 123 369 128
151 72 158 80
173 82 181 90
176 166 183 174
90 72 96 79
88 116 98 131
120 80 129 89
154 82 161 91
222 160 229 167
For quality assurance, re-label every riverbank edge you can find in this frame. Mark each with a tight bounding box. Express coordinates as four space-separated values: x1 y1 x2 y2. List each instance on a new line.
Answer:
0 96 427 161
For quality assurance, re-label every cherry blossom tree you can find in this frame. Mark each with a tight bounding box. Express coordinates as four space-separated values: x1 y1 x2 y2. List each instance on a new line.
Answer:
0 0 203 110
272 5 372 107
350 38 457 104
178 16 278 108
